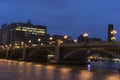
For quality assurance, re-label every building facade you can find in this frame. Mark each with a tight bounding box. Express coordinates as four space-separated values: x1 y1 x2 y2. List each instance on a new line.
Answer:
78 34 101 43
0 22 49 48
108 24 114 42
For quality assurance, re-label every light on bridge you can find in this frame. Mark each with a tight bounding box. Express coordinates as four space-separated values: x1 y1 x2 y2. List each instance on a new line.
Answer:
28 40 31 43
9 44 12 47
38 38 41 42
49 37 53 40
83 33 88 38
21 42 24 45
64 35 68 39
73 39 77 43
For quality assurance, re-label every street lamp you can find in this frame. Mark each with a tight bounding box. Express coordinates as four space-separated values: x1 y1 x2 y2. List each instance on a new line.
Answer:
83 33 88 42
28 40 31 47
5 45 9 59
73 39 77 43
49 37 53 40
38 38 41 47
28 40 31 43
83 33 88 38
64 35 68 39
83 33 90 63
38 38 41 42
49 37 53 44
64 35 68 43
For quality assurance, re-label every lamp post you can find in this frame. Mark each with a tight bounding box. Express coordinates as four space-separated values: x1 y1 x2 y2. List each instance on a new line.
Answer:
28 40 31 47
49 37 53 44
5 45 10 59
21 41 24 46
38 38 41 47
64 35 68 39
22 42 26 60
83 33 90 64
64 35 68 43
83 33 88 43
73 39 77 43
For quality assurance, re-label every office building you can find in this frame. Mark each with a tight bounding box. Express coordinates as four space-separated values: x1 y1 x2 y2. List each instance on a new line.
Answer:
0 22 49 48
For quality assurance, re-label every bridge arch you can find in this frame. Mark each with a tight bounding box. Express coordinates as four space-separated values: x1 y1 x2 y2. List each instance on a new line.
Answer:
63 48 120 60
28 49 54 62
0 50 6 58
9 50 23 60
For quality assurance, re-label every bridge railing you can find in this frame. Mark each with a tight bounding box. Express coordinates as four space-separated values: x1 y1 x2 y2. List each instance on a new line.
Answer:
61 42 120 47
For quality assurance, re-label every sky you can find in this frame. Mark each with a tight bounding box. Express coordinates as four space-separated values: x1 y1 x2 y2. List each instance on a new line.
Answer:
0 0 120 41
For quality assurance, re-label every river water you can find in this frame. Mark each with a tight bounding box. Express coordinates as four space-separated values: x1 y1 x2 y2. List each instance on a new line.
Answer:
0 59 119 80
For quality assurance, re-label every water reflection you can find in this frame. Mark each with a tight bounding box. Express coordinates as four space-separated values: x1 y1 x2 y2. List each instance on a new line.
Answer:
78 70 93 80
105 74 120 80
87 64 91 72
0 59 119 80
59 67 71 80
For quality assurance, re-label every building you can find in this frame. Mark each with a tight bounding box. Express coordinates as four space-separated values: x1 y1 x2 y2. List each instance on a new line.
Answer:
0 22 49 48
48 35 74 44
78 35 85 43
78 34 101 43
108 24 114 42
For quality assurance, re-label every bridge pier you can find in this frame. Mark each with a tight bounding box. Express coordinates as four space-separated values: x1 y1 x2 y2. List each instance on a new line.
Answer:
5 46 9 59
20 44 27 60
54 39 61 63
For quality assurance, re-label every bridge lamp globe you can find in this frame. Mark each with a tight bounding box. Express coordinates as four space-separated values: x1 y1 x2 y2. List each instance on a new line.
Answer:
2 46 5 49
5 45 8 48
61 40 63 44
73 39 77 43
64 35 68 39
49 37 53 40
49 37 53 44
9 44 12 47
38 38 41 42
28 40 31 43
41 43 44 45
83 33 88 42
21 42 24 45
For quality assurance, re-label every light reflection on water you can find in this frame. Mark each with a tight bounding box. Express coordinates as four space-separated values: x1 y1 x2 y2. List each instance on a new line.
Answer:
0 59 119 80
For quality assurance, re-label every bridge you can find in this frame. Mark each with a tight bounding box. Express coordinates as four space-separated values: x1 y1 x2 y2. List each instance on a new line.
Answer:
0 41 120 64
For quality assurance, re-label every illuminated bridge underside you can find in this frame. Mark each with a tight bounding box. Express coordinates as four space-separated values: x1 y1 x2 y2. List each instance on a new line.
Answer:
62 48 120 59
1 42 120 62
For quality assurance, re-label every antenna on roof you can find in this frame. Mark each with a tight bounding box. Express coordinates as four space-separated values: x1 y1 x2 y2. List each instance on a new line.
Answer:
27 18 31 24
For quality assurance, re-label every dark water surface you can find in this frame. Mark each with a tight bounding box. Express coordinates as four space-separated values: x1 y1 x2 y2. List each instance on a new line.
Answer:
0 59 119 80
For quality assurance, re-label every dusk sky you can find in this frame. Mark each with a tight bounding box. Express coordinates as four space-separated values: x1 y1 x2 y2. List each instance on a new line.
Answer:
0 0 120 41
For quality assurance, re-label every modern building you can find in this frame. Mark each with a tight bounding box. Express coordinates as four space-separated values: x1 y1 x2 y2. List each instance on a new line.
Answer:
0 22 49 48
108 24 114 42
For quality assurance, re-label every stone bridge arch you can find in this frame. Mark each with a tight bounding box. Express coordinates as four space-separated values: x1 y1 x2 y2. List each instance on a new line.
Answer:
28 49 54 62
62 48 120 60
9 49 23 60
0 50 6 58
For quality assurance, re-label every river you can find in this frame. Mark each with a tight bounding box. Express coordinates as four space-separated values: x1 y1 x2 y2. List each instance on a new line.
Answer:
0 59 119 80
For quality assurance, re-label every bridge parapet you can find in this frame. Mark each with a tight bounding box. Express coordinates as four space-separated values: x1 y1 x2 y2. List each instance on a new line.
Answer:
61 42 120 47
38 44 55 48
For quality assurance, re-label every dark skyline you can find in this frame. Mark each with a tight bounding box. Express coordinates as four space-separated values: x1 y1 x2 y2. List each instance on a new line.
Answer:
0 0 120 41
